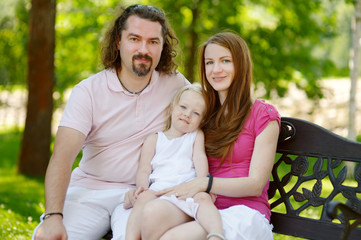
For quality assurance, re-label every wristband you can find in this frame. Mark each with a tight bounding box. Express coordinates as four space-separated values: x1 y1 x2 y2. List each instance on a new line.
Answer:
42 212 63 220
206 174 213 193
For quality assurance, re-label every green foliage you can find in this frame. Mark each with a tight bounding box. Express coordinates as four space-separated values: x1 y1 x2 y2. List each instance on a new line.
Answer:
0 0 29 87
54 0 123 98
0 0 357 100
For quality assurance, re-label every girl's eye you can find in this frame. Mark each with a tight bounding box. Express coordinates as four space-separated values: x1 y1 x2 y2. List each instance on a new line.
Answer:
194 112 200 116
180 105 186 109
205 61 213 65
223 59 231 63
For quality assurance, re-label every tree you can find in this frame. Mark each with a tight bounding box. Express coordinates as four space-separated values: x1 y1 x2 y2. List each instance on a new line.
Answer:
345 0 361 178
348 0 361 142
18 0 56 177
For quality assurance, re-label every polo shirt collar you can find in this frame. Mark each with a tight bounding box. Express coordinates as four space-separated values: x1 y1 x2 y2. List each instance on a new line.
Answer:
107 68 159 95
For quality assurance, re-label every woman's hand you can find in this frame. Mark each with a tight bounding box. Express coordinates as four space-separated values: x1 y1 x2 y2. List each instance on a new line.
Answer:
155 177 208 200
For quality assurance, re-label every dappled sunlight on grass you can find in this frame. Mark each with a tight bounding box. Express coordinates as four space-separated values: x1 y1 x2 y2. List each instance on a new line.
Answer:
0 167 44 239
0 130 44 239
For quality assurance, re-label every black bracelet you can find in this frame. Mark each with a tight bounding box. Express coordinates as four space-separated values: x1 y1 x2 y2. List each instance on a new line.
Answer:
42 212 63 220
206 174 213 193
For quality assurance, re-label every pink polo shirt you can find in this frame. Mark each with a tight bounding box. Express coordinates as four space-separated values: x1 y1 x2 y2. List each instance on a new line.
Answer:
208 99 280 222
59 68 188 189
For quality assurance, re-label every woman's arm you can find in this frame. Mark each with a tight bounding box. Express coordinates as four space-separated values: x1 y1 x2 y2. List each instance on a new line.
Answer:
192 129 209 178
210 120 279 197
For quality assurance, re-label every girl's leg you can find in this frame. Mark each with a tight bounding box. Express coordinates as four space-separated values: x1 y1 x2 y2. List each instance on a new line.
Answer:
125 190 157 240
161 220 206 240
141 199 193 240
193 192 225 240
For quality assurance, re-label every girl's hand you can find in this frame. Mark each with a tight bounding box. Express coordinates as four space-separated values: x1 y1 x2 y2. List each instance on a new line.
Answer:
155 177 208 200
123 189 136 209
134 186 148 199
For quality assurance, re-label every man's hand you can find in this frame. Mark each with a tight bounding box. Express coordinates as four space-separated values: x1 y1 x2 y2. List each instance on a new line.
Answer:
34 216 67 240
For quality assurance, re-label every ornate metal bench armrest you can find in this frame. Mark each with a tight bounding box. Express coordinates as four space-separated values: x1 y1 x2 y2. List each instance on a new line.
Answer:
326 201 361 240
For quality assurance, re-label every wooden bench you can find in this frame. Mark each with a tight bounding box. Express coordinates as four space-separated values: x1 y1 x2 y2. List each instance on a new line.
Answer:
104 117 361 240
270 117 361 239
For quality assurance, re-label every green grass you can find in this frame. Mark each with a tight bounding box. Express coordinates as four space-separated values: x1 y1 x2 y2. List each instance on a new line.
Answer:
0 130 44 240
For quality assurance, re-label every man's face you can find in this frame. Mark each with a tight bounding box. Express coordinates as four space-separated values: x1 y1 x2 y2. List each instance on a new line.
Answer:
118 15 164 78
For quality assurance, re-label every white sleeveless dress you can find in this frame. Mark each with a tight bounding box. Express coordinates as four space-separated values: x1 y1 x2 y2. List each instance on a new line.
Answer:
149 130 200 218
149 131 197 191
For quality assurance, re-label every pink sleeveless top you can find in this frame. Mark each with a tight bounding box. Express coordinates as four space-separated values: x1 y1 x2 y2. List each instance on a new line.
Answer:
208 99 280 221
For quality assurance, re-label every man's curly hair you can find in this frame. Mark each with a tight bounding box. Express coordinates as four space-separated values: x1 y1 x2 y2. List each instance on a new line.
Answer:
100 4 179 75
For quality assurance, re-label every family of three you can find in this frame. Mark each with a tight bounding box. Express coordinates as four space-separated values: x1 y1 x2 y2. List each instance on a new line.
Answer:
33 4 280 240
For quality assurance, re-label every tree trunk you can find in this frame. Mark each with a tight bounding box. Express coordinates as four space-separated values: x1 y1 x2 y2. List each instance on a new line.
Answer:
346 0 361 178
186 1 202 83
18 0 56 177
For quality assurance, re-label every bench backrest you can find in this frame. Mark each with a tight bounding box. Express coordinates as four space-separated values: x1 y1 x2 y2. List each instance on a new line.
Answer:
270 117 361 240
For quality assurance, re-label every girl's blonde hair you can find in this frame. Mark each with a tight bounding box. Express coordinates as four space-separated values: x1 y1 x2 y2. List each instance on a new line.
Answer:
164 84 205 131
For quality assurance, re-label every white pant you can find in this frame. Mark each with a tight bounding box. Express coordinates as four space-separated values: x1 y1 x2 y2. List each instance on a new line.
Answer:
32 187 133 240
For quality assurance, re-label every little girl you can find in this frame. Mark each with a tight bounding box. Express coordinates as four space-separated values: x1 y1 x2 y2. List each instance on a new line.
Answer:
124 84 225 240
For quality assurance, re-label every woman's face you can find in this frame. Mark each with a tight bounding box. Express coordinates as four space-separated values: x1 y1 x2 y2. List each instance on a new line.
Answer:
204 43 234 103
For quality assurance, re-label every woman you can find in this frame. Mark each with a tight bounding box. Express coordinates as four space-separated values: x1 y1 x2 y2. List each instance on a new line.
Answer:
140 32 280 240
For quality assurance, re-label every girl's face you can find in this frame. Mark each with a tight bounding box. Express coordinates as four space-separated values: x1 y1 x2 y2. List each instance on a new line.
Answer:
171 90 205 134
204 43 234 103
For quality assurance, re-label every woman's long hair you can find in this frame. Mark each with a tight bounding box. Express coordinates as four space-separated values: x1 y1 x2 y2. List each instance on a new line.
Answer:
199 32 253 166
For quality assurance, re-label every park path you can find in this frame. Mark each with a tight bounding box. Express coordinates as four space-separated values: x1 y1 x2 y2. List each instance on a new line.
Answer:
0 78 360 137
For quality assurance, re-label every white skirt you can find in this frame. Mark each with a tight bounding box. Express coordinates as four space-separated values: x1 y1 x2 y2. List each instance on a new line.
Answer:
219 205 273 240
160 196 273 240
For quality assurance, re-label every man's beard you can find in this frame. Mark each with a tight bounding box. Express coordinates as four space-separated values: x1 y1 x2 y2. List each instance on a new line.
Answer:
132 54 153 77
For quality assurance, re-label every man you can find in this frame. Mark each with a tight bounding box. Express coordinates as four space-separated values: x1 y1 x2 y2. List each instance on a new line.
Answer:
33 4 188 240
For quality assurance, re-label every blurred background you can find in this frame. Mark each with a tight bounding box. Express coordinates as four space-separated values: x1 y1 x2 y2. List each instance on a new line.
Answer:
0 0 360 239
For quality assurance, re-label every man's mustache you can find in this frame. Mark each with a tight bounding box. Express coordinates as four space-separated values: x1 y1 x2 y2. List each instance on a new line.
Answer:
133 54 152 61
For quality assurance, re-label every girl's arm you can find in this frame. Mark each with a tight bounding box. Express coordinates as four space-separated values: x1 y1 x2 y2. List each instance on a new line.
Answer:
156 120 279 199
136 133 157 189
192 129 209 178
124 134 157 209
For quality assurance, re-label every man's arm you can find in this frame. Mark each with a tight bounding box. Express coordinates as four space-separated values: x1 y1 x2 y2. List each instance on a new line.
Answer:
34 126 85 240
